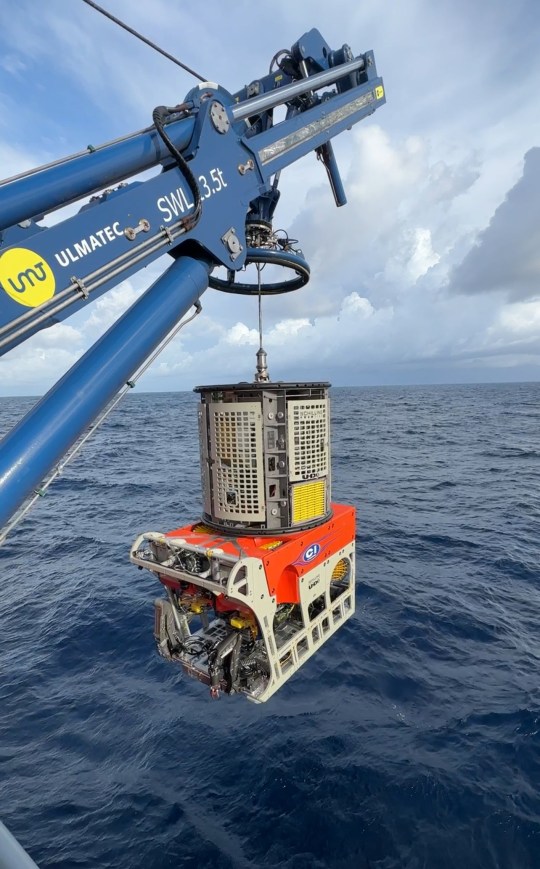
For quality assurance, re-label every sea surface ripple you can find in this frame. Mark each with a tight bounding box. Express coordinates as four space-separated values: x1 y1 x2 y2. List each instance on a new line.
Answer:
1 383 539 868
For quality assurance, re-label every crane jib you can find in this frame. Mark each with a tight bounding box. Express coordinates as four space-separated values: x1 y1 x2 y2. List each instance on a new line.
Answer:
0 27 386 537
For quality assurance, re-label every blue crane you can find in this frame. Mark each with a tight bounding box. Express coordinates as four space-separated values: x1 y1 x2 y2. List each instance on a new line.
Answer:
0 27 385 533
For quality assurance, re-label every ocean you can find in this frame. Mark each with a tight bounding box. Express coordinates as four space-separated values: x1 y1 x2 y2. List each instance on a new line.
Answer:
1 383 539 868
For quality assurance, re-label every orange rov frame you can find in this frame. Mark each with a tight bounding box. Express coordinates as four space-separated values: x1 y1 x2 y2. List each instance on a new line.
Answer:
130 503 355 702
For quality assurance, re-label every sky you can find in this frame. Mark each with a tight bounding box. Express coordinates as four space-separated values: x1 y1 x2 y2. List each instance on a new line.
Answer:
0 0 539 395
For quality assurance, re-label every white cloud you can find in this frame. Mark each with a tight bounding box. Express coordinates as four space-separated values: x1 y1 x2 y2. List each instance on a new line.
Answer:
499 301 540 335
35 323 82 347
84 282 143 334
341 294 374 318
407 229 441 282
225 323 259 346
0 342 83 390
267 318 311 344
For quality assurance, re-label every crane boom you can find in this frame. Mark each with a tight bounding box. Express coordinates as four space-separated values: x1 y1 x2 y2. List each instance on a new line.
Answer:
0 26 385 533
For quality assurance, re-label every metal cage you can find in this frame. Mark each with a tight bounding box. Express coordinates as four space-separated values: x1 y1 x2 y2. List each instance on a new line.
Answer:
195 381 331 532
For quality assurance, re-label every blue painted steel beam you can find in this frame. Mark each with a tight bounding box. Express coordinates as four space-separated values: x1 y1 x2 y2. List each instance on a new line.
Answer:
0 117 195 232
318 142 347 207
0 256 210 528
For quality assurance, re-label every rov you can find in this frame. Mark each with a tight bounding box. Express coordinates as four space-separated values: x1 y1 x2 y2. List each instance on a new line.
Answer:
131 381 356 702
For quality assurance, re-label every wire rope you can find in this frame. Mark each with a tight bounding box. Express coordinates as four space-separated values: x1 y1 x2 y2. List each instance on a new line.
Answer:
81 0 207 81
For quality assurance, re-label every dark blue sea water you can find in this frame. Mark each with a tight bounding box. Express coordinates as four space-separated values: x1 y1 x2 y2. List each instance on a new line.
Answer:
1 383 539 869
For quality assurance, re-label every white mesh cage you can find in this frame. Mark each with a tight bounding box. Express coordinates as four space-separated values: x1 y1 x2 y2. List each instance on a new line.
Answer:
208 401 265 521
287 398 329 482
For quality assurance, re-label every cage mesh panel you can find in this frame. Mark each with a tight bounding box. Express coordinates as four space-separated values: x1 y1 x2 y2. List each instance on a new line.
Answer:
291 480 327 524
208 401 265 521
287 399 329 482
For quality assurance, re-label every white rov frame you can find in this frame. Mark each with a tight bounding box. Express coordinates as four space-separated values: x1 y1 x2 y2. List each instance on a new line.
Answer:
130 532 356 702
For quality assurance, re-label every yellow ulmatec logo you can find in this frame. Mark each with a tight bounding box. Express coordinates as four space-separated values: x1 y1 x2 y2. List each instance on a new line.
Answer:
0 247 56 308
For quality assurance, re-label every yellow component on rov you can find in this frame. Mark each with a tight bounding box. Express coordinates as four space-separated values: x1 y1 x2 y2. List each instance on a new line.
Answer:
192 523 213 534
291 479 326 523
230 614 258 638
182 595 209 614
331 557 350 581
230 615 251 630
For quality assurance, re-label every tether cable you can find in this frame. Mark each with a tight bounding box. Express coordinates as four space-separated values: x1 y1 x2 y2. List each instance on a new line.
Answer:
254 263 270 382
81 0 207 82
257 263 264 351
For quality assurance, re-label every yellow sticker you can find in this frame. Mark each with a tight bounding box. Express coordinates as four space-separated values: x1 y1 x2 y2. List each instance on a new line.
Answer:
375 85 385 100
0 247 55 308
